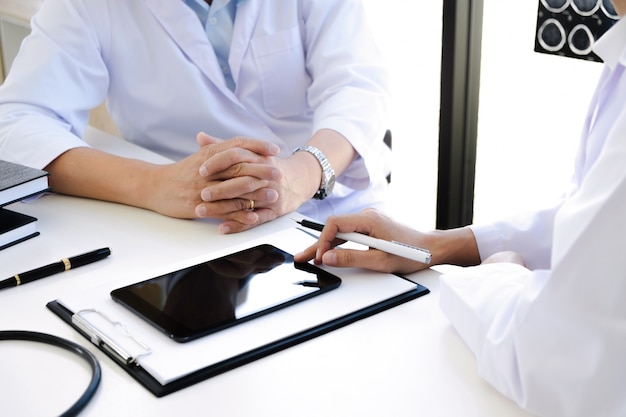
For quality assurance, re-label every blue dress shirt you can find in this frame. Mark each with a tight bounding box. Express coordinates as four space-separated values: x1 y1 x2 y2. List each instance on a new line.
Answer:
184 0 238 91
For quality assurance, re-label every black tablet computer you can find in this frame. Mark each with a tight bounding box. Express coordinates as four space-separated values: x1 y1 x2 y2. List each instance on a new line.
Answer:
110 244 342 342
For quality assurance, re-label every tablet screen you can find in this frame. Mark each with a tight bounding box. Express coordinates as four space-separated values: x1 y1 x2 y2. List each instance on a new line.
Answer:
110 244 341 342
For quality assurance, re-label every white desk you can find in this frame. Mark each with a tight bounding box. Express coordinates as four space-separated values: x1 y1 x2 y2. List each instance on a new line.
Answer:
0 128 535 417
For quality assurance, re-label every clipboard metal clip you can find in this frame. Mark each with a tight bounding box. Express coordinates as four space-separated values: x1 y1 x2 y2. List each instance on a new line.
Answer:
72 309 152 366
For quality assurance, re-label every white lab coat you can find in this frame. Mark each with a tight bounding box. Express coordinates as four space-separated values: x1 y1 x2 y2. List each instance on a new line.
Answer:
0 0 391 221
440 17 626 417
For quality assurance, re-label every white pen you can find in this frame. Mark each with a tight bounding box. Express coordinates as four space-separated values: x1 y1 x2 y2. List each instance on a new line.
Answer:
294 219 432 264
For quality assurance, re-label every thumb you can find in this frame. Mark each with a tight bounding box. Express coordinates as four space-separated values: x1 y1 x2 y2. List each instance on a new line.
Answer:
197 132 223 147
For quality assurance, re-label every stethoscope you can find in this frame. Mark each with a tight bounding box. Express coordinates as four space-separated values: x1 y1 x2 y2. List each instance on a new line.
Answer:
0 330 101 417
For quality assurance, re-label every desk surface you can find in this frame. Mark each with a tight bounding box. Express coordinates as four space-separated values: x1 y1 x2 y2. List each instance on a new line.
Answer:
0 128 534 417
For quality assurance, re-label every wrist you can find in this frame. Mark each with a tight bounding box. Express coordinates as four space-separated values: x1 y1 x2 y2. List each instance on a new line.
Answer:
121 161 162 213
285 151 323 201
424 227 480 267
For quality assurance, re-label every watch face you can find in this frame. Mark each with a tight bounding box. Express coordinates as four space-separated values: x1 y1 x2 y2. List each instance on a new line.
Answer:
316 174 335 200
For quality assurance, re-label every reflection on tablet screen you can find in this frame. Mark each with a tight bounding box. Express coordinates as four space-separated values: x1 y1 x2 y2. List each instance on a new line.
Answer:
111 244 342 342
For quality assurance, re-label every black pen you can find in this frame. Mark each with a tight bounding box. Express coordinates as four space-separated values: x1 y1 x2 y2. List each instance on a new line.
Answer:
0 247 111 290
294 219 431 264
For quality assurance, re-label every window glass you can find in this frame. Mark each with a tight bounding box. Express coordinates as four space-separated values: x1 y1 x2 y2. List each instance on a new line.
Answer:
473 1 603 224
363 1 442 230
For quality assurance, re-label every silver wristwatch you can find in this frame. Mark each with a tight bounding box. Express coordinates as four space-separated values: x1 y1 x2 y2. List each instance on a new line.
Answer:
293 145 336 200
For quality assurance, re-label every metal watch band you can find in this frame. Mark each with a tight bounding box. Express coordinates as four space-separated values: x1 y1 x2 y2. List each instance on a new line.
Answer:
293 145 336 200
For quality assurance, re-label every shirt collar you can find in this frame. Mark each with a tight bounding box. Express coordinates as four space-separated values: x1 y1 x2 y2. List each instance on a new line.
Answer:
183 0 237 13
594 16 626 69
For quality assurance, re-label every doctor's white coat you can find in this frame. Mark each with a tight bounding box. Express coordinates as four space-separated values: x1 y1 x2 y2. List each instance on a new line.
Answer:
441 16 626 417
0 0 391 220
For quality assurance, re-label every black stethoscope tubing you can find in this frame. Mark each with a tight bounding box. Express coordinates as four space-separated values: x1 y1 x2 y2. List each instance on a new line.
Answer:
0 330 101 417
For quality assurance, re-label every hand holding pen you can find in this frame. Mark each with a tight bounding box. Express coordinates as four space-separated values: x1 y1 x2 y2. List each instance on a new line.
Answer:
0 248 111 290
293 210 433 275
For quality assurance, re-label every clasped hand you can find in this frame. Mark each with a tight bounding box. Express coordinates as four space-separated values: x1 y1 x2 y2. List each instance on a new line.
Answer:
152 132 310 234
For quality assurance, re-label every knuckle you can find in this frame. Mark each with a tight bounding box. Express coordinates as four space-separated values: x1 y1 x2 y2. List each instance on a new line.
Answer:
338 249 356 266
239 177 259 193
229 162 245 177
247 177 262 191
224 148 241 165
230 136 246 148
364 208 382 220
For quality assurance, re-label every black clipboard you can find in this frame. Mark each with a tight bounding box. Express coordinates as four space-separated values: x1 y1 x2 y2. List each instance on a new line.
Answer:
47 278 428 397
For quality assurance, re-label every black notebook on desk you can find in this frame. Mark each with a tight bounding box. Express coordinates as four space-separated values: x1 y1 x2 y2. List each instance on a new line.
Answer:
0 160 48 250
0 208 39 250
46 255 428 397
